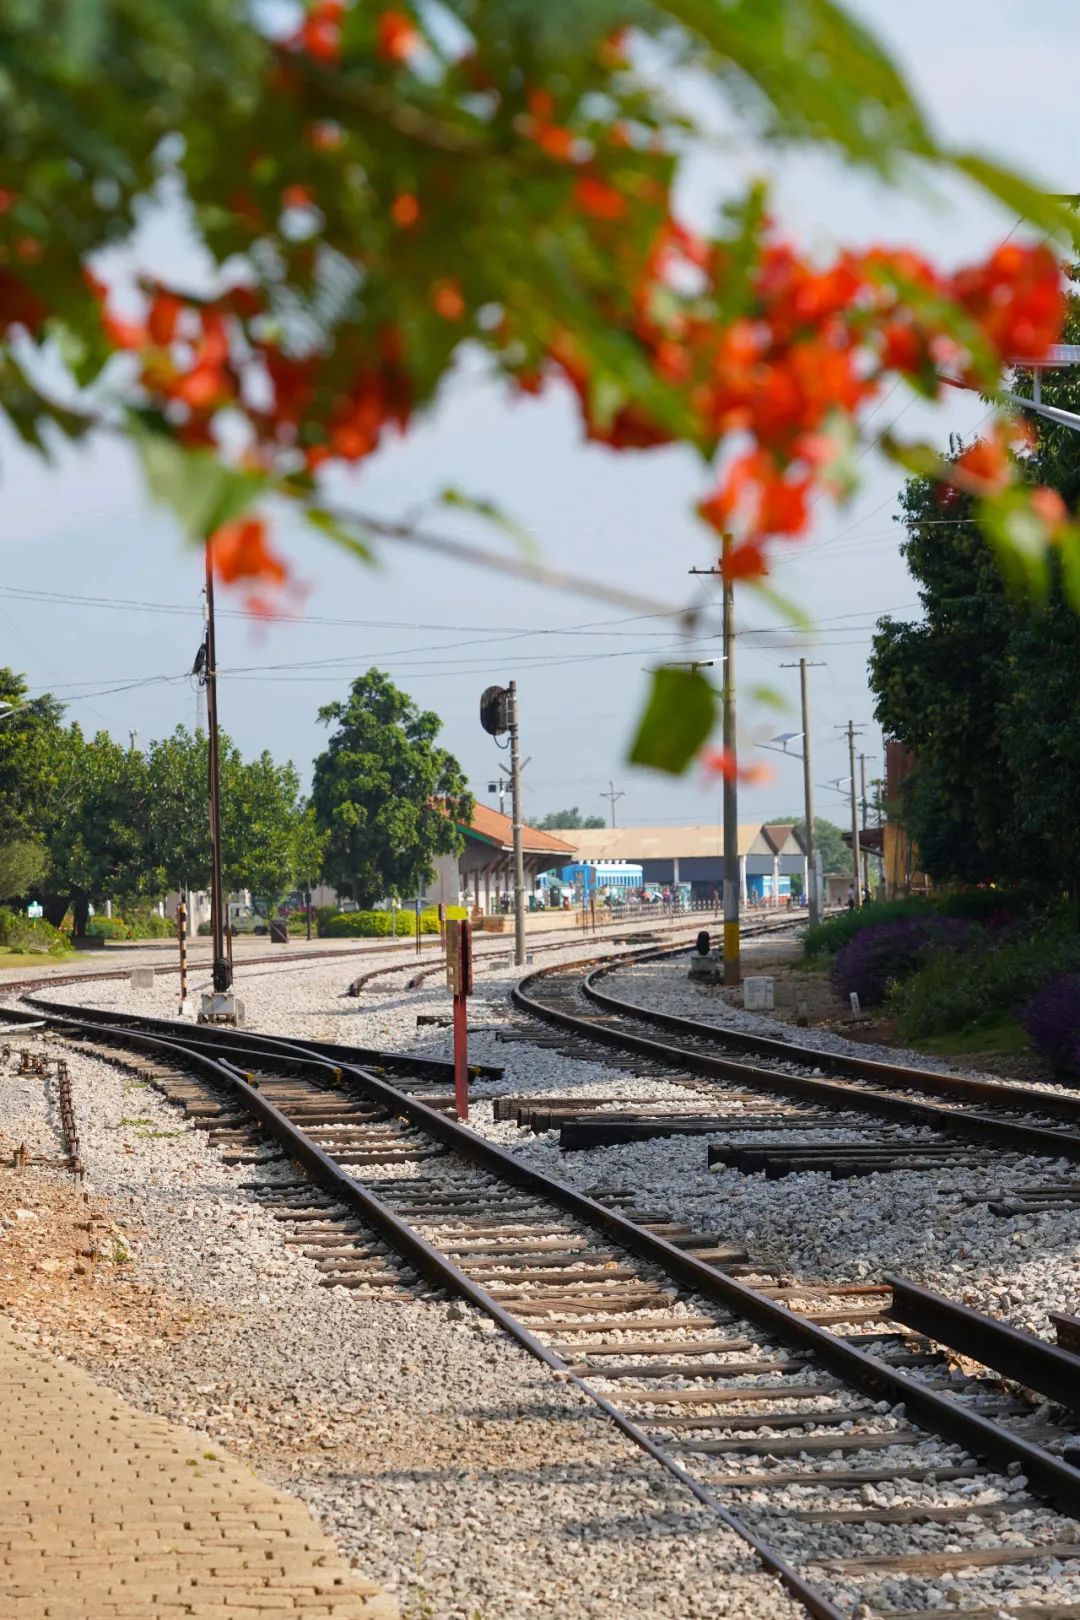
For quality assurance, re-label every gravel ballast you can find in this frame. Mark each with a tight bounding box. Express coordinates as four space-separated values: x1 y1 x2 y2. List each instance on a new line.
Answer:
14 934 1080 1612
0 1025 805 1620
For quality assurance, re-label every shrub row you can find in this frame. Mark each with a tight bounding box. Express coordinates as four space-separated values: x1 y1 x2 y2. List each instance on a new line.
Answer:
829 916 977 1008
804 888 1038 961
0 907 71 956
888 909 1080 1043
319 907 466 938
1022 974 1080 1081
85 910 175 940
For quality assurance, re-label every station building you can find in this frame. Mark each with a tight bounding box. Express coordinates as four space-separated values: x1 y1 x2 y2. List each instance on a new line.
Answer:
543 822 808 905
424 804 577 914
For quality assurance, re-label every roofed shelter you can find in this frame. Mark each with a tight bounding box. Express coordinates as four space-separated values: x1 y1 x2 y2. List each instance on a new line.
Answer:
545 822 806 904
425 805 577 913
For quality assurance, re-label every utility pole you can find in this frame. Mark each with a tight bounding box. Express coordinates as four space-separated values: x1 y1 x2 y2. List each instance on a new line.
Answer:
689 539 739 983
600 779 625 828
846 721 863 908
203 543 233 1000
859 752 873 898
780 659 824 927
507 680 526 968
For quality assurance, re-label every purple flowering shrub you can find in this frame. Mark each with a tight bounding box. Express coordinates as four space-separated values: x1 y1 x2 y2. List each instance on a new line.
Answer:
1021 973 1080 1080
829 916 978 1008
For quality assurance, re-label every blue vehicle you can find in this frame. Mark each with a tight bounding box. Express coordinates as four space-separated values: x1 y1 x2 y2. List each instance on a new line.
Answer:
556 860 644 900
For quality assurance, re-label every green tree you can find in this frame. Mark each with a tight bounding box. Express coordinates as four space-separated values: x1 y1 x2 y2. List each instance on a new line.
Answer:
290 808 328 897
144 727 311 901
312 670 472 906
40 730 150 933
785 816 852 876
870 297 1080 893
0 670 67 846
0 840 46 901
536 807 606 830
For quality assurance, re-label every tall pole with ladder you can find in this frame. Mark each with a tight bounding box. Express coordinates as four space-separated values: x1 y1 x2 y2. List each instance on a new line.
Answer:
508 681 526 968
847 721 863 909
203 543 232 995
798 660 819 926
689 542 740 983
720 533 740 984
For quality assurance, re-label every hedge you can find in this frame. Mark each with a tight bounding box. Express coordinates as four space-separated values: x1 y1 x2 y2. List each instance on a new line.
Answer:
0 907 71 956
319 906 468 938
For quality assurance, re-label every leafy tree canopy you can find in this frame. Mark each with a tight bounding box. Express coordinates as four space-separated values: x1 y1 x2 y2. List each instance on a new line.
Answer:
783 815 853 877
536 807 607 830
870 293 1080 894
142 728 314 901
311 669 472 906
2 4 1078 775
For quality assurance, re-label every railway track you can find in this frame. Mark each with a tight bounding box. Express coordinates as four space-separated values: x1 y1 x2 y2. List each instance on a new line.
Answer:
9 997 1080 1620
508 947 1080 1190
343 908 773 995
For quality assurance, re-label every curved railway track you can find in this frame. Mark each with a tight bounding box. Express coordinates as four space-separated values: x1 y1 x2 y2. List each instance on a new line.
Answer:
6 989 1080 1620
509 945 1080 1181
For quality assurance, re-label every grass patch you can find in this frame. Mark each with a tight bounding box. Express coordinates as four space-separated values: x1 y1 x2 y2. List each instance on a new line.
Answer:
0 945 66 963
134 1128 183 1140
911 1016 1032 1062
116 1116 154 1127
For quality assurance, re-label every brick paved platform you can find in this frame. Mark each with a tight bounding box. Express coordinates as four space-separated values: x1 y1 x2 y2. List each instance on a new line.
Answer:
0 1320 396 1618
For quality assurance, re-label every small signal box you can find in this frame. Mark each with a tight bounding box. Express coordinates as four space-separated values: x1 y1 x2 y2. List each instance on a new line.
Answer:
445 918 474 998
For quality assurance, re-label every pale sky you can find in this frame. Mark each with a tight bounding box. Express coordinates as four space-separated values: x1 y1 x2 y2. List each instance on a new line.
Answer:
2 1 1075 830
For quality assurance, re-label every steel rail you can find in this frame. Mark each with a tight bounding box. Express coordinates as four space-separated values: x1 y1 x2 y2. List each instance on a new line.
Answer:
887 1276 1080 1412
583 946 1080 1122
510 959 1080 1162
35 1002 1080 1522
38 1006 846 1620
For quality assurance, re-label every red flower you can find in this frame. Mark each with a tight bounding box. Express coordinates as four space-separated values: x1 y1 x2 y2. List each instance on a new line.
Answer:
147 292 182 346
574 177 626 221
1031 486 1068 532
951 242 1063 364
209 517 287 587
432 279 465 321
956 433 1009 494
377 10 419 62
299 0 344 62
391 193 420 228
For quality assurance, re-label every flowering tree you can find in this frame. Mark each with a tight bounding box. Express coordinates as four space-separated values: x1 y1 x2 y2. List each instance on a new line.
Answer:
3 2 1076 770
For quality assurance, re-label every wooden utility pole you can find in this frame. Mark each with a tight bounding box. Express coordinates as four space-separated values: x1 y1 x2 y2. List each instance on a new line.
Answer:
781 658 824 926
600 780 625 827
720 534 740 983
508 681 526 968
847 721 863 908
689 541 739 983
203 544 231 994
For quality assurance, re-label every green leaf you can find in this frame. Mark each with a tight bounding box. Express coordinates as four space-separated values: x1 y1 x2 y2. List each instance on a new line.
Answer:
951 155 1080 249
306 506 376 565
437 487 538 557
748 684 787 711
629 666 717 774
131 419 267 540
665 0 937 171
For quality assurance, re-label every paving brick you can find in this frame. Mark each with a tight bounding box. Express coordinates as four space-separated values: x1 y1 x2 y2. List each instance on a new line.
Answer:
0 1322 396 1620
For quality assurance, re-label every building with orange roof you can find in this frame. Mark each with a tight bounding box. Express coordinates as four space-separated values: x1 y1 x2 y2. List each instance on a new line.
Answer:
424 804 577 913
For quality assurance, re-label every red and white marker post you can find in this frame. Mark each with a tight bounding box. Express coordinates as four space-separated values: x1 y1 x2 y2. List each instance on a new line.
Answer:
445 918 473 1121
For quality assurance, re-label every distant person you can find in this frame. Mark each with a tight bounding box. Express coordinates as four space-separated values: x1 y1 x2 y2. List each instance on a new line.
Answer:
847 883 856 911
863 884 872 906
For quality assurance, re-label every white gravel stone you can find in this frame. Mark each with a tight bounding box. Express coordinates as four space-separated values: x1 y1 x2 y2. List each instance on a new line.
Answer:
0 1027 805 1619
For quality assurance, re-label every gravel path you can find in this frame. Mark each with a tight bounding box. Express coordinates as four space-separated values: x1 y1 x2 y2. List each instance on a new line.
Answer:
0 1024 804 1620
